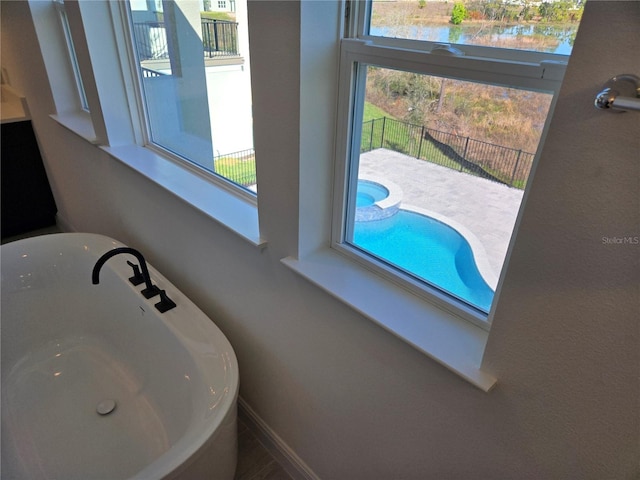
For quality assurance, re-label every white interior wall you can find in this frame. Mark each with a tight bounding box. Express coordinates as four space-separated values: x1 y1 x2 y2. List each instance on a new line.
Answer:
482 2 639 475
1 1 638 478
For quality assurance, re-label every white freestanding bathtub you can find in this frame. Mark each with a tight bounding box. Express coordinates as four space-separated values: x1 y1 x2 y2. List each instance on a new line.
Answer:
1 233 239 480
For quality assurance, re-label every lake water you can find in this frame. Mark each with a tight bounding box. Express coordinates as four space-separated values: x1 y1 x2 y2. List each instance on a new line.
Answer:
370 24 578 55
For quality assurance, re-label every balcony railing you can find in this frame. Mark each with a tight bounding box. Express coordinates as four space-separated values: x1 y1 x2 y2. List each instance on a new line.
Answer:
133 19 240 62
201 19 239 58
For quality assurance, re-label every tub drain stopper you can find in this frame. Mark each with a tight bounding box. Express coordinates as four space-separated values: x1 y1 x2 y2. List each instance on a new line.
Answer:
96 399 117 415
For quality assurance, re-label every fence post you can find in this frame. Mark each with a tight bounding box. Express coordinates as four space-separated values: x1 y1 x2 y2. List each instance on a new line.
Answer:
461 136 470 171
213 19 219 53
510 149 522 187
417 126 425 159
381 117 387 149
369 119 374 151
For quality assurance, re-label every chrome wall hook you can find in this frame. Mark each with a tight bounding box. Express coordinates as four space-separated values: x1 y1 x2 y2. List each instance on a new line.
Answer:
594 74 640 112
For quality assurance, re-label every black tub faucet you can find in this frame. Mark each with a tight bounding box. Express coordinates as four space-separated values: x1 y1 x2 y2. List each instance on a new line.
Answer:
92 247 161 299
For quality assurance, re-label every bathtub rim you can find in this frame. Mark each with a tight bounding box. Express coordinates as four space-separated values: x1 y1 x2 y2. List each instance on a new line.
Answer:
1 232 240 480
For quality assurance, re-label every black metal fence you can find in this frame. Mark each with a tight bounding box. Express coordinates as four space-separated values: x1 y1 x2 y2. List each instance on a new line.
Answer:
133 19 240 61
213 148 256 187
201 19 239 58
361 117 535 189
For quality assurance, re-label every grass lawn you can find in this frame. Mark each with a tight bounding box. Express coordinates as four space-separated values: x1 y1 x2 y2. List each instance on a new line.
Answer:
364 102 390 123
214 155 256 187
201 11 235 21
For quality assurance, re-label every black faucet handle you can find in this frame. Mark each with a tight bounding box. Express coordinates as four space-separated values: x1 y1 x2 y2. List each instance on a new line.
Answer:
126 261 145 286
141 284 161 299
155 290 177 313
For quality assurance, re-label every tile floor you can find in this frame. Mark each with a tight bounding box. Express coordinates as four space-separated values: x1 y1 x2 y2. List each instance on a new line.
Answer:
236 415 294 480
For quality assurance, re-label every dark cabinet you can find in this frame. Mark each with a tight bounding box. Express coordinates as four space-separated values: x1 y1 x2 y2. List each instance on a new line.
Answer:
1 120 57 239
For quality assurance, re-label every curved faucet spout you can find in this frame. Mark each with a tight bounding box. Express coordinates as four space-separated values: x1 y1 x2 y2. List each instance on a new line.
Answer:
92 247 159 298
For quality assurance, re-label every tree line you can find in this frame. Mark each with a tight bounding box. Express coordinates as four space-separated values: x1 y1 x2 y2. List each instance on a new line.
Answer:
449 1 584 25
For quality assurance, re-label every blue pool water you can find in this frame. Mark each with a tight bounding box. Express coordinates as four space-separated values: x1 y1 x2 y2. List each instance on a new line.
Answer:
353 210 494 312
356 181 389 207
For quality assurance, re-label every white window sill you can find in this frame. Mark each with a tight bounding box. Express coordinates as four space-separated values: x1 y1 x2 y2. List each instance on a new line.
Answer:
2 85 30 123
50 112 264 248
102 144 265 248
282 249 497 392
51 112 98 144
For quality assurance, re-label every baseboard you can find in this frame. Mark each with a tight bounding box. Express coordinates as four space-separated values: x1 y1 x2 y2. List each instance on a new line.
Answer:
237 397 321 480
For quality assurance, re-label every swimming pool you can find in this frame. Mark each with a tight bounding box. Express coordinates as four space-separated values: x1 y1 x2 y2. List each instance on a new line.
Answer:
353 208 495 312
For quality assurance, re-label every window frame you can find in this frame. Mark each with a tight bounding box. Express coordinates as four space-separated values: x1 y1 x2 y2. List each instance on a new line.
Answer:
352 0 574 65
331 1 567 327
114 0 258 203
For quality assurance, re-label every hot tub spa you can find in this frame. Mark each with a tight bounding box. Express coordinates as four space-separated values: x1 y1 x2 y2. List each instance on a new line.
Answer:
355 177 403 222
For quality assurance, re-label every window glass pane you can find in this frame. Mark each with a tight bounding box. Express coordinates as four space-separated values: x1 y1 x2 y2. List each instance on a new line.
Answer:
345 65 553 313
368 1 584 55
54 0 89 111
129 0 256 192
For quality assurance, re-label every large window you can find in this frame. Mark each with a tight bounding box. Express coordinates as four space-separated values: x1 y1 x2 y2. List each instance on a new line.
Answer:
333 1 574 322
126 0 256 193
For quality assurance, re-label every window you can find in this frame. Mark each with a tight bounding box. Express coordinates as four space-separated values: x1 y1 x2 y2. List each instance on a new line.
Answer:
39 0 261 244
126 0 256 193
333 1 572 323
53 0 89 111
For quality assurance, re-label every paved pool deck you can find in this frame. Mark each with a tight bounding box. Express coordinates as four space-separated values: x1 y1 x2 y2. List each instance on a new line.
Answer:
359 148 525 276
